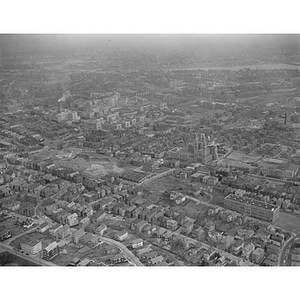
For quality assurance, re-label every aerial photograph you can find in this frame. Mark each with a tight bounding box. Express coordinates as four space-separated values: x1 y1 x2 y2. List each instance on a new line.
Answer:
0 33 299 268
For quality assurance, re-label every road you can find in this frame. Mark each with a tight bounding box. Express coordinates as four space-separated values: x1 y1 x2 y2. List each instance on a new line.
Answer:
0 242 56 266
34 202 57 227
278 231 300 266
98 236 143 266
137 169 175 186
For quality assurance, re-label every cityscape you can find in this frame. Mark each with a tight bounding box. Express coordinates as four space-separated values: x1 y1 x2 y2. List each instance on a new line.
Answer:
1 34 300 267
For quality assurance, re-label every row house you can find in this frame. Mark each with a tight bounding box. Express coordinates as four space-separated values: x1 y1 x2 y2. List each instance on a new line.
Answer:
112 194 123 203
125 205 137 218
132 206 144 218
134 220 148 233
139 208 150 220
100 197 116 211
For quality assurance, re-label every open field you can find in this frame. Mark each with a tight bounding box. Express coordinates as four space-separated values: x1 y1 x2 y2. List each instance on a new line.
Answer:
29 146 125 178
0 217 29 237
275 212 300 233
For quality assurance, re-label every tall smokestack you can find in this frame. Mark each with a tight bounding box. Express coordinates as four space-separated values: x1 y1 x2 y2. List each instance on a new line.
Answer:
285 113 288 125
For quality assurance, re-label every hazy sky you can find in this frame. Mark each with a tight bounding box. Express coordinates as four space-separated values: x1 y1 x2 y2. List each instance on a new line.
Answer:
0 34 299 56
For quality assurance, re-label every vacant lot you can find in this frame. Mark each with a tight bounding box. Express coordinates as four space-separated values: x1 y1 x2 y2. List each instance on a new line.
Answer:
275 212 300 233
170 201 209 220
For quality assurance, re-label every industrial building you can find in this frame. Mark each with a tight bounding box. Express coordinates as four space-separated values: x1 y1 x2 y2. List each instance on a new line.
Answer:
224 194 280 223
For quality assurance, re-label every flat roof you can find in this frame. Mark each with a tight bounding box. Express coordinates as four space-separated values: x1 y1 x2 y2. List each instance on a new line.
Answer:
225 194 279 211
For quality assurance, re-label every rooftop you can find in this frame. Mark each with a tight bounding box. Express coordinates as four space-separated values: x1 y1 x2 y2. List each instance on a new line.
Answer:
225 194 279 211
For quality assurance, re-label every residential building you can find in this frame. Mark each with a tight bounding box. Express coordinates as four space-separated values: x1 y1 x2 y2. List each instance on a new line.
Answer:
54 225 71 240
43 241 59 260
131 238 144 249
166 219 178 231
95 223 107 236
38 222 49 233
72 228 85 244
80 217 91 229
115 230 128 241
67 213 79 227
20 239 42 255
251 248 265 264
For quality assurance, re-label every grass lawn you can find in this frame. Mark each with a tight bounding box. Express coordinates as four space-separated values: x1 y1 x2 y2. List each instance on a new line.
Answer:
275 212 300 233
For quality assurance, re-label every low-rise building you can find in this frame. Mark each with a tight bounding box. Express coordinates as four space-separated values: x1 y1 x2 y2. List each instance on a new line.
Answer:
115 230 128 241
43 241 59 260
251 247 265 264
72 228 85 244
95 224 107 236
131 238 144 249
67 213 79 227
20 239 42 255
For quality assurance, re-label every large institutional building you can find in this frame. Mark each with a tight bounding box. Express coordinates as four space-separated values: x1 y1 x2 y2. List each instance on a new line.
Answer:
166 133 218 165
224 194 280 223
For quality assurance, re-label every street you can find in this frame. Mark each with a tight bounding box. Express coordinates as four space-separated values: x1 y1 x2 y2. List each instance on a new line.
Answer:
278 231 300 266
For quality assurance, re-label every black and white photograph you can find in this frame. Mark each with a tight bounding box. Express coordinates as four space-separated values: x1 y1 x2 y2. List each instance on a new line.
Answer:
0 1 299 299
